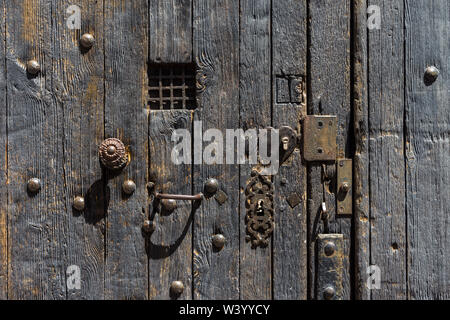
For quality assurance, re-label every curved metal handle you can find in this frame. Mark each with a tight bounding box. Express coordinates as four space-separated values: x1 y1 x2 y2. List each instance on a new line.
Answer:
155 192 203 201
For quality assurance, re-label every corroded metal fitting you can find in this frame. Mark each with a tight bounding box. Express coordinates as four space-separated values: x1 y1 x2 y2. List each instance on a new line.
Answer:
99 138 128 170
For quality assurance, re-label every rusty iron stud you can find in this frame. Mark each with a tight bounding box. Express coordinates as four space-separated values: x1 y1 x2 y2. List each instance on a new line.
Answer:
99 138 128 171
27 178 41 193
323 286 335 300
26 60 40 75
212 234 226 250
170 280 184 296
142 220 156 234
424 66 439 83
73 196 85 211
204 178 219 195
122 179 136 195
324 241 336 256
161 198 177 214
340 182 350 193
80 33 95 48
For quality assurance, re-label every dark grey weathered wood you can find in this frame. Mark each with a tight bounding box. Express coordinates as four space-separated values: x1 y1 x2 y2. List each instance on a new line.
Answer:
239 0 271 300
193 0 240 299
0 0 6 300
149 0 192 63
405 0 449 300
272 0 307 300
104 0 149 299
309 0 351 299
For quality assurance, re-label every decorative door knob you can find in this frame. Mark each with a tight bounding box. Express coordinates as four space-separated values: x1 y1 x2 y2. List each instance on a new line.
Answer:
99 138 128 170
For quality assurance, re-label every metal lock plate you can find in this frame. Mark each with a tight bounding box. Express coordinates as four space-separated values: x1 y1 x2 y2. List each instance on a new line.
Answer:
316 234 344 300
279 126 298 164
336 159 352 215
303 115 337 161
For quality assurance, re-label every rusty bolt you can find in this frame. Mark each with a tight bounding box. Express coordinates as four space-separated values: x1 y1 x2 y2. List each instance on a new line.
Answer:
27 178 41 193
204 178 219 195
80 33 95 48
340 182 350 193
424 66 439 83
170 280 184 296
122 179 136 195
26 60 40 75
212 234 226 250
142 220 156 234
73 196 85 211
323 286 335 300
161 199 177 214
324 241 336 256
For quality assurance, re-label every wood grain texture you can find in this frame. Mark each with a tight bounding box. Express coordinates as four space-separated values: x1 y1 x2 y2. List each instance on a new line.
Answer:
309 0 352 299
272 0 307 300
148 110 193 300
6 0 67 299
149 0 192 63
352 0 370 300
50 0 105 300
405 0 449 300
104 0 149 299
368 0 406 300
193 0 240 299
239 0 271 300
0 0 6 300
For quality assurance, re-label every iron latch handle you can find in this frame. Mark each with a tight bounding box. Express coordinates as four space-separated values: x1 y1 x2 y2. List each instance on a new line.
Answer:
155 192 203 201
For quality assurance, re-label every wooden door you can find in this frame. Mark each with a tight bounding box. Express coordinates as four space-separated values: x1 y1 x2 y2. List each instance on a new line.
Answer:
0 0 447 300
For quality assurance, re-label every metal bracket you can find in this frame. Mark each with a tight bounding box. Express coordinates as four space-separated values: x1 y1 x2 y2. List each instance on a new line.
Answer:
303 115 337 161
316 234 344 300
336 159 352 215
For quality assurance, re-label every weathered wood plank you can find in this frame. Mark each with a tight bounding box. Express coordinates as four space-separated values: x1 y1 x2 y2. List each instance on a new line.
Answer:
148 110 193 300
368 0 406 300
405 0 449 300
352 0 370 300
149 0 192 63
104 0 149 299
50 0 105 300
309 0 352 299
0 0 6 300
6 0 66 299
239 0 271 300
272 0 307 300
192 0 240 299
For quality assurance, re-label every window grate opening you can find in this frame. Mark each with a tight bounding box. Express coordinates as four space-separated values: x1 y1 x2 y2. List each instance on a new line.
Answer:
148 63 197 110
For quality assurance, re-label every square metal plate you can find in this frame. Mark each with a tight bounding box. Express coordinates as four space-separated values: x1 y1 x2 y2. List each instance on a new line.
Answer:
303 115 337 161
337 158 352 215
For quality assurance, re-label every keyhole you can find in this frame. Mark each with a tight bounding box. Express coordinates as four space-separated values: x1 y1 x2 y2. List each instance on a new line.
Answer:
281 137 289 151
256 199 264 216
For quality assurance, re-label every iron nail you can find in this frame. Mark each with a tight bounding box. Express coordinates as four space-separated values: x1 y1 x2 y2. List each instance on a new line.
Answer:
122 179 136 195
27 178 41 193
73 196 85 211
80 33 95 48
26 60 40 75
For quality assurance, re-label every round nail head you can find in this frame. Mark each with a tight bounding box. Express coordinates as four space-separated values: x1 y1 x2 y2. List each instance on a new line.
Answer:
204 178 219 195
26 60 40 75
27 178 41 193
324 241 336 256
161 199 177 213
170 280 184 296
142 220 155 234
73 196 85 211
122 179 136 195
80 33 95 48
323 286 335 300
340 182 350 193
212 234 226 250
425 66 439 82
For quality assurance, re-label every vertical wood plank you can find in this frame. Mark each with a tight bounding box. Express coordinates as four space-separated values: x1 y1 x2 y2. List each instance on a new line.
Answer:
309 0 352 299
193 0 240 299
104 0 149 299
353 0 370 300
405 0 449 300
0 0 6 300
6 0 66 299
51 0 105 300
272 0 308 300
239 0 271 300
368 0 406 300
149 0 192 63
148 110 193 299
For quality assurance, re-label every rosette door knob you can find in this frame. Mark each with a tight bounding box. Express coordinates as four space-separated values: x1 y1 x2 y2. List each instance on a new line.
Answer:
99 138 128 170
